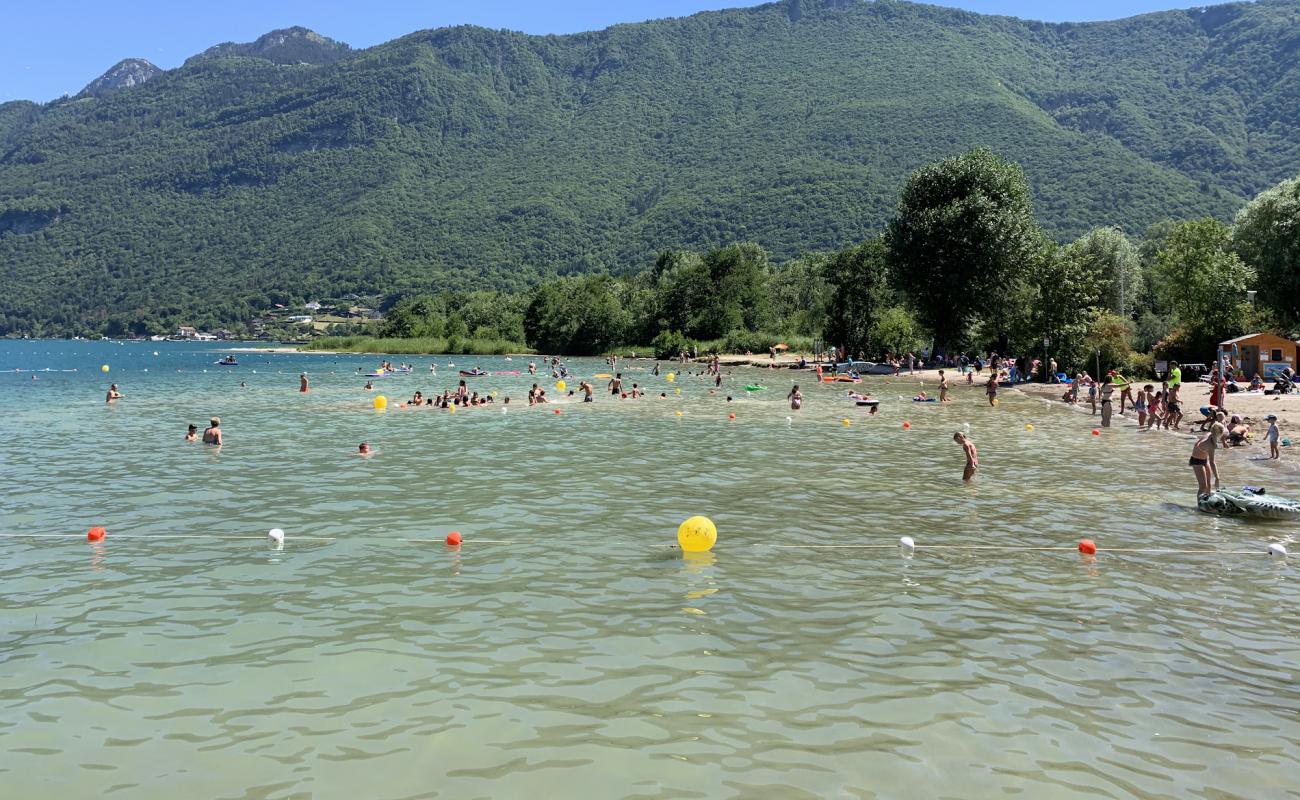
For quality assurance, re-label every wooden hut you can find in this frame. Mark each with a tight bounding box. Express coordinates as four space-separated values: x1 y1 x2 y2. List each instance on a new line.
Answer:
1217 334 1299 379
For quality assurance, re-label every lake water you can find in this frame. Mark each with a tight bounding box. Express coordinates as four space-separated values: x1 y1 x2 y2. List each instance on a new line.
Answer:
1 340 1297 799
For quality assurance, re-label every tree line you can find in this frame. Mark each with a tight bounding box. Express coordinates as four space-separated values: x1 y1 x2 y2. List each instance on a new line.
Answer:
366 148 1297 374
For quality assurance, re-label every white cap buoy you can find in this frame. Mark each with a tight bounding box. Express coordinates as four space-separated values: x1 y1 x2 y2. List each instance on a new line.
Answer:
963 422 971 431
786 416 793 423
899 536 915 554
1267 543 1287 558
268 528 285 544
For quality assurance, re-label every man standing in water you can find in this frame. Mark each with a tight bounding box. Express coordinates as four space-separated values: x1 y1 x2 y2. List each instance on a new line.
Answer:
299 373 310 393
105 383 124 402
953 431 978 481
608 373 623 396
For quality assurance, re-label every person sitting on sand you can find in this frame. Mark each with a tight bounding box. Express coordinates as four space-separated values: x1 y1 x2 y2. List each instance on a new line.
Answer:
954 431 978 482
202 417 223 446
1250 373 1266 391
106 383 123 402
185 424 198 442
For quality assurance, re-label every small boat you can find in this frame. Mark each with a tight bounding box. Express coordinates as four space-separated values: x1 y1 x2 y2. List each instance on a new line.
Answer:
214 357 239 366
459 369 488 377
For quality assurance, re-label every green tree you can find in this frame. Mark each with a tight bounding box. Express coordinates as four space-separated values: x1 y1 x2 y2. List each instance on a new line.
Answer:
523 274 628 355
886 148 1039 350
869 305 925 358
1152 218 1255 348
823 238 891 358
697 243 771 340
1233 176 1300 322
1068 227 1142 317
1010 241 1104 375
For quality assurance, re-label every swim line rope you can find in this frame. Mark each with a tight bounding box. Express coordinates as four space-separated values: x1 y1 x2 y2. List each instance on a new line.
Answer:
0 533 1283 556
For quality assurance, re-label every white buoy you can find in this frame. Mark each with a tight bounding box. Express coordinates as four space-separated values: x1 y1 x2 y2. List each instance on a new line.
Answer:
786 416 793 423
152 351 159 356
963 422 971 431
1267 543 1287 558
268 528 285 545
899 536 915 554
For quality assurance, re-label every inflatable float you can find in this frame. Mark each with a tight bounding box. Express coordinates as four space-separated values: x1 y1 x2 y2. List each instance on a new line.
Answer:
913 396 937 403
822 375 862 383
214 357 239 366
1198 487 1300 520
493 371 520 375
744 385 765 392
459 369 487 377
848 392 879 407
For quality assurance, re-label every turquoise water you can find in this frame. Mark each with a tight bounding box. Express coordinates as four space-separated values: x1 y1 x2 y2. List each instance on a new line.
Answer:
1 340 1297 799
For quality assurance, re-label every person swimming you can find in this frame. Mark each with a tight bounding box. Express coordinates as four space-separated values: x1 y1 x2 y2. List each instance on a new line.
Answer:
105 383 123 402
185 424 198 442
357 442 373 457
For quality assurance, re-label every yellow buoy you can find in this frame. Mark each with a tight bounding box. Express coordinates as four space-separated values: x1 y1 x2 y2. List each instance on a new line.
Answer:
992 398 999 407
677 515 717 552
1026 423 1034 431
373 395 388 410
674 388 681 395
556 380 567 392
449 403 457 414
675 410 683 417
100 364 110 373
666 372 676 382
842 418 851 426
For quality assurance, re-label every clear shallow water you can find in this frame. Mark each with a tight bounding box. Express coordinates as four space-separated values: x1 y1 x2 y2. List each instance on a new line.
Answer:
1 340 1297 799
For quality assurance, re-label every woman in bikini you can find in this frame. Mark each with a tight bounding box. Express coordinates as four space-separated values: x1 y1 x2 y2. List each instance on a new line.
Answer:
1099 375 1115 427
1189 431 1215 497
787 385 803 410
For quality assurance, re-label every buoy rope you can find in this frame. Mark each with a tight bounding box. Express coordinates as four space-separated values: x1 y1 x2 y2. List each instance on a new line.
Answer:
0 532 335 542
0 534 1281 556
759 543 1270 555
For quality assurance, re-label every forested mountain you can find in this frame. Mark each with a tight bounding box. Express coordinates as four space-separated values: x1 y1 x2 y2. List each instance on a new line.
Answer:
1 0 1297 335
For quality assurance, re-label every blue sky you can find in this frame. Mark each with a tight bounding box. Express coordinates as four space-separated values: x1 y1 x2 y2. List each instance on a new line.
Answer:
2 0 1202 102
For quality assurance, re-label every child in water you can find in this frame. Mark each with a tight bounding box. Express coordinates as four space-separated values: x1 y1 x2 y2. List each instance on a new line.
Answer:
185 424 198 442
953 431 978 481
787 385 803 410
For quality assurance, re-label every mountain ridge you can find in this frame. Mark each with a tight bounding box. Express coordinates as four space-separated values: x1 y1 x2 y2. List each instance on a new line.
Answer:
1 0 1297 335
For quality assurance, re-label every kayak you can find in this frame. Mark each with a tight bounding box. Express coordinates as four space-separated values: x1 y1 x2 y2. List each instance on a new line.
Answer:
1198 487 1300 520
459 370 487 377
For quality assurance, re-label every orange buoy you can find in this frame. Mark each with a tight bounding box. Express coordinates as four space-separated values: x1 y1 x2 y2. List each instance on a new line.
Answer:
902 421 911 430
446 531 462 546
728 413 736 420
1091 429 1100 436
87 526 106 542
1078 538 1097 555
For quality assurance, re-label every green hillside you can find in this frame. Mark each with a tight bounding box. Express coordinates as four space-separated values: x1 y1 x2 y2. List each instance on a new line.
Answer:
1 0 1297 335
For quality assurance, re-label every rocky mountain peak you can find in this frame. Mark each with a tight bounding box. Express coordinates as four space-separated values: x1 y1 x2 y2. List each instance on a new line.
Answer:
187 26 351 66
77 58 161 98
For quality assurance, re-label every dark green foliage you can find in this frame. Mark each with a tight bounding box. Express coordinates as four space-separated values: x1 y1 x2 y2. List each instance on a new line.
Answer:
823 238 891 358
1233 177 1300 322
524 274 629 355
652 330 696 360
3 0 1299 335
887 148 1040 349
1152 218 1255 353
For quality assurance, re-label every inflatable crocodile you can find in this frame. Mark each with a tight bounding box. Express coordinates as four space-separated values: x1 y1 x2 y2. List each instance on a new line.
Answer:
1198 487 1300 520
